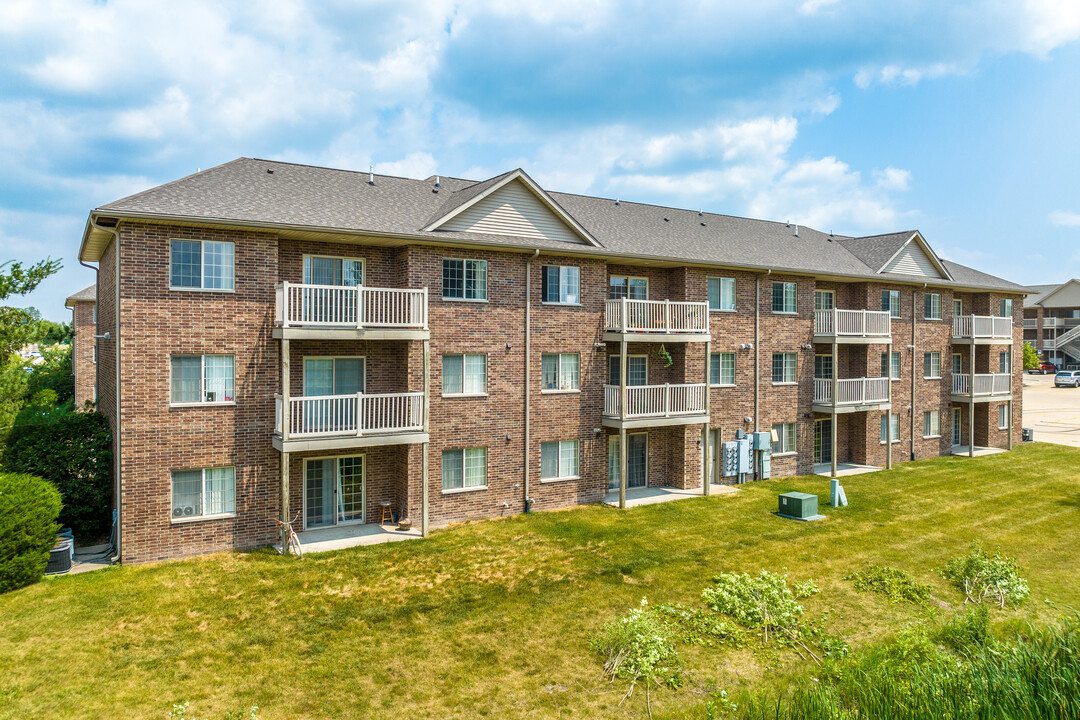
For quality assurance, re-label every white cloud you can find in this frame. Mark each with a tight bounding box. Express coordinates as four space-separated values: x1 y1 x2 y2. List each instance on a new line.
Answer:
1049 210 1080 227
377 152 439 179
875 167 911 191
799 0 841 16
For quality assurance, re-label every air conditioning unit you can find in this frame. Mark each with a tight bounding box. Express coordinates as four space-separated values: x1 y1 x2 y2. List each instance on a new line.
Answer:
778 492 824 521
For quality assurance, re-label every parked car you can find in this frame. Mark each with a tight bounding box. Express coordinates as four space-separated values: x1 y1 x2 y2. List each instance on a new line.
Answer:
1055 370 1080 388
1029 361 1058 374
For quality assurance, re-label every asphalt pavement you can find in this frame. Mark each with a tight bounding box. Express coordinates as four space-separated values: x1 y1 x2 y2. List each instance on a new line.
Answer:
1022 372 1080 448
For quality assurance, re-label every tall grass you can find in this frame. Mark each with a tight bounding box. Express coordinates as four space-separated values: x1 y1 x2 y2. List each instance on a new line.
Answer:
731 616 1080 720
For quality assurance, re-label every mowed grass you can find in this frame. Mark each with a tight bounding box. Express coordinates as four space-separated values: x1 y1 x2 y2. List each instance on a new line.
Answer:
2 443 1079 719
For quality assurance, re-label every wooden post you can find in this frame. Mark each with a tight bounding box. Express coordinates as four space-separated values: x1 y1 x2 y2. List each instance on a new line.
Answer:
281 451 290 553
619 426 628 510
422 337 430 537
886 341 893 470
831 340 838 478
969 342 975 458
619 340 628 509
703 339 711 496
280 338 291 554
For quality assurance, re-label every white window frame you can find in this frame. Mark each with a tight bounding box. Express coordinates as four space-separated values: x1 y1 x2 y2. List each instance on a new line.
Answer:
302 356 366 396
710 352 736 387
609 354 649 386
999 298 1013 318
953 298 963 317
302 454 367 530
881 351 901 381
880 413 901 444
708 277 736 312
442 353 488 397
169 239 235 292
923 410 940 439
999 350 1011 374
441 258 488 302
923 351 942 380
998 404 1009 429
772 352 797 385
772 282 797 314
541 265 581 305
170 354 236 407
441 447 487 493
771 422 796 455
814 289 835 312
302 254 365 286
170 466 236 523
814 353 834 380
882 290 901 318
952 353 963 375
540 439 580 481
541 353 581 393
924 292 942 320
609 275 648 300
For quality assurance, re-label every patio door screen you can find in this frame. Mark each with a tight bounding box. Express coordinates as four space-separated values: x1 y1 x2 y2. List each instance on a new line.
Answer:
608 433 648 490
304 456 366 529
814 419 832 464
302 256 363 323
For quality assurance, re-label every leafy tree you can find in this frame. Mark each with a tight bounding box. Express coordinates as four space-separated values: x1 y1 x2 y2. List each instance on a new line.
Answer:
0 258 62 359
1022 341 1040 370
0 471 62 593
0 355 30 444
26 344 73 405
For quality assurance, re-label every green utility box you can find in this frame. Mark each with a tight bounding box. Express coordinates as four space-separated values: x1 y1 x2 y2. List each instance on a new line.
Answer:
778 492 824 521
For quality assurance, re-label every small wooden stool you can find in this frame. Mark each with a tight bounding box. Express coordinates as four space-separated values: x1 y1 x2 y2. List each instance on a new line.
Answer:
379 501 394 525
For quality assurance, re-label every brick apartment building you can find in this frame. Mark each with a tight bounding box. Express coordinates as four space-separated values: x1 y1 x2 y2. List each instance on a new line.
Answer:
74 159 1026 563
65 284 97 407
1023 279 1080 369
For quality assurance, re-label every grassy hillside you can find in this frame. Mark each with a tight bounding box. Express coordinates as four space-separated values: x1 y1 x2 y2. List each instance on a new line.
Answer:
1 442 1078 719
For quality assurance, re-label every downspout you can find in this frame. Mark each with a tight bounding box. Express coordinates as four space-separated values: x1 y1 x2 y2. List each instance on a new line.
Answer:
755 272 767 430
89 219 121 562
911 286 919 461
523 249 539 512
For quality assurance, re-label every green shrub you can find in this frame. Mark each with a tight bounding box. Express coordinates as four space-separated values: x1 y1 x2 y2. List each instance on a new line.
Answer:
935 607 993 653
939 544 1029 608
702 570 806 643
0 472 62 593
2 407 111 538
590 598 682 696
652 603 744 647
26 344 73 405
844 564 933 605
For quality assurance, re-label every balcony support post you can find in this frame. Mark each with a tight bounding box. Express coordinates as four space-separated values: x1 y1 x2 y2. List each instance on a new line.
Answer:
280 450 290 554
619 340 628 509
619 426 628 510
886 341 893 470
422 337 430 537
703 340 711 496
281 338 290 442
831 340 838 478
969 342 975 458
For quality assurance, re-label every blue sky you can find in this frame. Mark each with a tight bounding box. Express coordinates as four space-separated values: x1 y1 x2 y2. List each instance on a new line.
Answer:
2 0 1079 321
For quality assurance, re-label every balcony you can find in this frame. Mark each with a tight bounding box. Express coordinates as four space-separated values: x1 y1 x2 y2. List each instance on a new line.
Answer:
952 315 1012 344
1022 318 1037 329
273 391 427 452
603 299 710 341
273 282 429 340
602 383 709 428
813 377 890 413
814 309 892 343
951 373 1012 402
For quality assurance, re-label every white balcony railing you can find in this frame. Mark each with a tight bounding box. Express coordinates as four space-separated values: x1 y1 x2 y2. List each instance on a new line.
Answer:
604 299 709 334
952 315 1012 340
814 377 890 406
275 282 428 329
275 391 425 439
603 383 707 419
951 373 1012 397
814 309 891 338
1023 318 1038 329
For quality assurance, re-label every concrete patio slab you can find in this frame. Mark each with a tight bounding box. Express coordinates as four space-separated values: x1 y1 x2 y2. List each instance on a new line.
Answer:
604 484 738 508
813 462 884 477
275 523 423 554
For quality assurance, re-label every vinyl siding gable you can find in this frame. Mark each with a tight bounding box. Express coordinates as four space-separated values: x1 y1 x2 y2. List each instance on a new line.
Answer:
441 179 586 243
882 239 945 278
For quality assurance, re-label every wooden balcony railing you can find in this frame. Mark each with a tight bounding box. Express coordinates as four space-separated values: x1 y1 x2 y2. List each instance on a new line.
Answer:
275 391 425 439
603 383 707 419
952 315 1012 340
814 309 891 338
814 377 890 406
952 373 1012 397
604 299 709 334
275 283 428 329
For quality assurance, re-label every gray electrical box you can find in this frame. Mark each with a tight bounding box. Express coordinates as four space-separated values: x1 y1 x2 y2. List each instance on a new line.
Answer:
721 441 740 477
737 437 752 474
759 453 771 479
752 431 771 450
778 492 824 521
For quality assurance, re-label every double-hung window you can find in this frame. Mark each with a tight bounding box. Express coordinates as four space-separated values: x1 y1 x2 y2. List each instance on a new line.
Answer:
171 467 235 519
772 352 797 384
999 298 1013 317
170 239 234 290
443 354 487 395
814 290 835 311
771 422 796 454
609 355 648 386
924 293 942 320
923 410 940 438
442 258 488 300
708 277 736 311
171 354 235 404
880 413 900 443
541 353 580 391
609 276 648 300
923 352 942 379
772 282 797 313
952 353 963 375
999 350 1011 374
540 440 579 480
710 352 735 386
882 290 900 318
954 298 963 317
541 265 580 304
998 405 1009 429
442 447 487 490
881 352 901 380
303 255 363 286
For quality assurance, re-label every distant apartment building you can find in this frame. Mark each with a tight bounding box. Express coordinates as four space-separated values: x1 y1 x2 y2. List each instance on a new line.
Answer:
75 159 1026 563
1023 280 1080 369
65 284 97 406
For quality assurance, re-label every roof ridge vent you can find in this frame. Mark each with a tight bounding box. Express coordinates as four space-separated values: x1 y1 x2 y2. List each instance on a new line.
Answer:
794 224 799 237
435 175 441 188
368 165 374 185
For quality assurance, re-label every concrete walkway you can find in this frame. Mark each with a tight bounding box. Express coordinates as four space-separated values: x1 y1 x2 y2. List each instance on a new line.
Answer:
951 445 1007 457
604 484 738 508
813 462 883 477
276 522 423 554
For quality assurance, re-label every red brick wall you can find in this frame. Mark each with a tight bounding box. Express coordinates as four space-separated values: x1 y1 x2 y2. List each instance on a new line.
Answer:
71 300 97 407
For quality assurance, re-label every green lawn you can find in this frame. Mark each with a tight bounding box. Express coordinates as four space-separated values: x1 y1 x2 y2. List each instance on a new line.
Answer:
2 443 1079 719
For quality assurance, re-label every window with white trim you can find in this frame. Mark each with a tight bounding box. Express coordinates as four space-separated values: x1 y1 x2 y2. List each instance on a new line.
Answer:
710 352 735 385
609 276 648 300
772 352 797 383
814 290 835 311
442 354 487 395
540 440 579 480
303 255 363 286
998 404 1009 429
609 355 648 386
923 410 940 438
880 413 900 443
170 239 234 290
541 265 580 304
882 290 900 318
541 353 580 391
771 422 796 454
999 350 1011 374
772 282 797 313
923 351 942 379
953 298 963 317
952 353 963 375
442 447 487 490
171 467 235 519
708 277 736 311
170 354 235 404
442 258 487 300
924 292 941 320
881 351 901 380
999 298 1013 317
